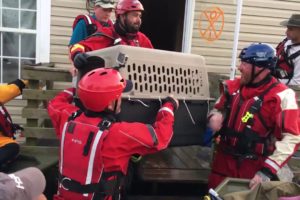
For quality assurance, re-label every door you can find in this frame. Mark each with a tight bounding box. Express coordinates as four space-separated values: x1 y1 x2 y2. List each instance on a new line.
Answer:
140 0 186 52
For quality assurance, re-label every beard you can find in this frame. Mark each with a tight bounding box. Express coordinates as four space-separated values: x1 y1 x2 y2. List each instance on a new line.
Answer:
240 73 251 86
124 18 141 33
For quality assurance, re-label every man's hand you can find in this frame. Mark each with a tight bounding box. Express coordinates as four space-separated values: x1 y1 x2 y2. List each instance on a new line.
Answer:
208 110 223 132
69 67 78 77
249 171 270 189
21 79 29 87
165 95 179 110
73 53 90 70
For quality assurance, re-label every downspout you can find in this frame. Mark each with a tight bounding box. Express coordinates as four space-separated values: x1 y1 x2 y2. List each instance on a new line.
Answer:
230 0 243 80
36 0 51 63
182 0 195 53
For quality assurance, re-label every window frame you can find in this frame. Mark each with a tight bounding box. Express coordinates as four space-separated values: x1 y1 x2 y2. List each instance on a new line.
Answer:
0 0 51 82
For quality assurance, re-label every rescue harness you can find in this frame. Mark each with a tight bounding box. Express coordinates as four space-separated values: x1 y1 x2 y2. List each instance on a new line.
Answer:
86 31 140 47
217 82 279 162
275 38 300 84
0 103 21 138
58 110 125 200
72 15 112 37
58 171 124 200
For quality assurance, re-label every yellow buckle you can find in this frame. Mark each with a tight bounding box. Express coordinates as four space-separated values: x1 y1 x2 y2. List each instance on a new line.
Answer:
241 111 253 123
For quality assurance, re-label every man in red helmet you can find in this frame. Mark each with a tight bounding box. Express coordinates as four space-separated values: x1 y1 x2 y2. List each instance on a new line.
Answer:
207 43 300 190
69 0 153 71
48 68 178 200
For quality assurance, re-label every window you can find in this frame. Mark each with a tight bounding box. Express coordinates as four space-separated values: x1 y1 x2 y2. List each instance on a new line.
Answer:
0 0 50 83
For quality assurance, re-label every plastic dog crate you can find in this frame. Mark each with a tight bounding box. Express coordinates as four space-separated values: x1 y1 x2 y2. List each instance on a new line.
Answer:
88 45 211 146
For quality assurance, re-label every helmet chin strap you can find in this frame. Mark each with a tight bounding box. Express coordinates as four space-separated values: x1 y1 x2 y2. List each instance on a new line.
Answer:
246 64 268 87
113 98 119 114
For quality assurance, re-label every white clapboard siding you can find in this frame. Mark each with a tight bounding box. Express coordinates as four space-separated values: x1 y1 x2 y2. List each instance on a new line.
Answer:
6 99 27 126
49 0 300 74
50 0 87 69
193 0 300 74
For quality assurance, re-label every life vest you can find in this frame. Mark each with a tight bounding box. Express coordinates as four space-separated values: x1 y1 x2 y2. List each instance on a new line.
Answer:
87 29 142 47
218 82 279 161
58 111 123 200
0 104 17 138
275 38 300 83
72 15 112 37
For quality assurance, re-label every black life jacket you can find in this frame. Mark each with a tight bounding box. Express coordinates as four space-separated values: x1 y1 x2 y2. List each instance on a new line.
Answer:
274 38 300 84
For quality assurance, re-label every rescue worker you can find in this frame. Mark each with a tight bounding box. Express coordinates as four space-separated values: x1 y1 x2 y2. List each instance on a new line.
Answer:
69 0 153 71
274 14 300 85
48 67 178 200
0 79 28 171
207 43 300 190
69 0 116 46
69 0 116 77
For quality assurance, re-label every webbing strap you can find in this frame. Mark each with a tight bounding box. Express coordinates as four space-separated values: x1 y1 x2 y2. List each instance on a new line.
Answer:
242 81 279 126
289 49 300 60
86 31 116 41
67 110 83 121
59 171 122 195
0 104 15 137
282 43 300 83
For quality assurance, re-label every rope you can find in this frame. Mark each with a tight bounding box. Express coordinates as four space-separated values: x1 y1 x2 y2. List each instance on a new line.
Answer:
183 98 196 125
158 96 162 107
127 96 150 108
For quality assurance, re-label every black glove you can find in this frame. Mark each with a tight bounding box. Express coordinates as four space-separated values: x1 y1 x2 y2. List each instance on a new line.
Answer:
260 167 279 181
13 124 24 132
164 96 179 110
73 53 90 70
8 79 26 93
75 55 106 80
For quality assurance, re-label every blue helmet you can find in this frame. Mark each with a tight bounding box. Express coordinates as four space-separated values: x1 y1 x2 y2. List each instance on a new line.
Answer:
239 43 278 70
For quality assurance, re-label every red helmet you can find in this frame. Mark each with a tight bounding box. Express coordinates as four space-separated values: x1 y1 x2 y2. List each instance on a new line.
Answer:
115 0 144 16
77 68 132 112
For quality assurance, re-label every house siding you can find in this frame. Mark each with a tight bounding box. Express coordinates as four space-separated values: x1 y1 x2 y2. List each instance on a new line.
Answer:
50 0 87 68
192 0 300 73
49 0 300 73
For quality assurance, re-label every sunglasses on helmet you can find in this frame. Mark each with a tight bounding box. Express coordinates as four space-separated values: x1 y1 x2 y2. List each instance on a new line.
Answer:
95 0 115 4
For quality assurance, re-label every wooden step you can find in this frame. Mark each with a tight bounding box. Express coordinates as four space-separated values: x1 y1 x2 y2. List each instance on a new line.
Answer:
137 146 211 184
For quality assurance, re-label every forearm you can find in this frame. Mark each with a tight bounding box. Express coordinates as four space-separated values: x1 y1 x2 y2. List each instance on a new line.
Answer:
69 43 86 61
47 88 76 137
207 108 224 132
152 102 176 150
0 79 27 104
249 132 300 189
118 100 177 156
264 88 300 173
264 132 300 174
47 88 75 116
